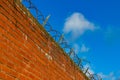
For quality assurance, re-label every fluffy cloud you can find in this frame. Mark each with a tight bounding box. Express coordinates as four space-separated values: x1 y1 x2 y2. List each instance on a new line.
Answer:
73 44 80 53
73 44 89 54
98 72 118 80
80 44 89 53
63 12 97 39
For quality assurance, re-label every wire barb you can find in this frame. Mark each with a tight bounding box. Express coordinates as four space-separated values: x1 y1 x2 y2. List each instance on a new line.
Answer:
21 0 102 80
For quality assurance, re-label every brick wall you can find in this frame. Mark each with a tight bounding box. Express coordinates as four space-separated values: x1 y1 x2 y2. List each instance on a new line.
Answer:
0 0 89 80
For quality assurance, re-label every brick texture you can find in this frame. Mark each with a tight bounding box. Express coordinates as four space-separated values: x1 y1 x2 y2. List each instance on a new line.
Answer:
0 0 89 80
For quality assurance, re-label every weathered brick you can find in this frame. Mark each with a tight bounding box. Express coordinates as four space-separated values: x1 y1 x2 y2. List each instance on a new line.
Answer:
0 0 89 80
1 65 18 78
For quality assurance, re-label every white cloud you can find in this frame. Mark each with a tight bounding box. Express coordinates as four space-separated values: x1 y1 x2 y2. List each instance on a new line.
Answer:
98 72 116 80
73 44 89 54
63 12 97 39
80 44 89 53
73 44 80 53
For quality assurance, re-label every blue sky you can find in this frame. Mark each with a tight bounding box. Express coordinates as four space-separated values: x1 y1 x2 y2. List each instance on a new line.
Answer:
23 0 120 79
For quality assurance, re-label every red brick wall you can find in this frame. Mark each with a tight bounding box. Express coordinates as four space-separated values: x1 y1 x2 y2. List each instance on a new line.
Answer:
0 0 88 80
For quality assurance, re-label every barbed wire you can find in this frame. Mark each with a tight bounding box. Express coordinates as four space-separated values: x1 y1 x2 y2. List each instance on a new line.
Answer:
19 0 102 80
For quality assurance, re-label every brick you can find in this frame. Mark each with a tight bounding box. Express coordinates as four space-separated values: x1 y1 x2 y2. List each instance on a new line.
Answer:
0 72 6 79
0 56 7 65
0 0 89 80
1 65 18 78
18 74 31 80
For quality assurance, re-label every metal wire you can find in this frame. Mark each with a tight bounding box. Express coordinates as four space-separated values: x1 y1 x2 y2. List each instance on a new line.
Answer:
20 0 102 80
